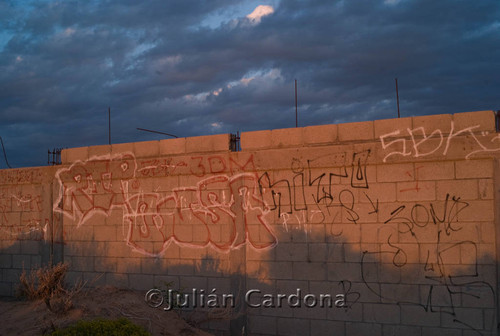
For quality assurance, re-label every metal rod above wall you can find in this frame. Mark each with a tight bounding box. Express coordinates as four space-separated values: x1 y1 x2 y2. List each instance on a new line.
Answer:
0 136 11 168
108 107 111 145
395 78 400 118
295 79 298 128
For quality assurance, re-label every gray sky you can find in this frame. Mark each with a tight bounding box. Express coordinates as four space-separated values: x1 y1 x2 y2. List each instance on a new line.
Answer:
1 0 499 167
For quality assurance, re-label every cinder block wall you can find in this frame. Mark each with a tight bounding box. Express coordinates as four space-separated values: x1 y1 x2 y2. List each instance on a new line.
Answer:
0 110 499 335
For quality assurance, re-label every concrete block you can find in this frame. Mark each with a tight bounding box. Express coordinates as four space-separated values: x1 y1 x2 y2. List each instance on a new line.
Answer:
159 137 186 155
206 276 231 294
62 146 88 164
19 240 40 255
416 161 454 180
376 163 414 182
441 308 483 329
241 130 272 150
134 140 159 158
436 179 478 200
104 242 135 258
421 327 464 336
105 272 129 288
374 116 413 138
94 257 118 272
277 317 310 336
111 142 135 154
361 183 396 203
248 316 277 335
12 254 30 269
186 134 230 153
3 268 22 282
179 247 208 260
309 319 345 336
292 301 328 319
0 254 12 269
412 114 452 135
480 222 496 244
478 178 493 199
116 258 142 273
308 243 328 262
396 181 435 201
401 304 440 326
382 325 421 336
271 128 303 148
455 159 493 179
338 120 374 142
152 275 179 289
327 301 362 321
275 243 308 262
327 263 361 282
345 322 382 336
275 280 309 294
129 273 155 290
70 256 95 272
88 144 111 158
456 200 493 221
303 124 337 145
266 261 293 279
453 110 495 133
141 258 169 276
68 224 94 241
178 275 207 290
363 303 400 323
94 226 117 242
381 284 420 304
168 260 195 276
0 282 12 296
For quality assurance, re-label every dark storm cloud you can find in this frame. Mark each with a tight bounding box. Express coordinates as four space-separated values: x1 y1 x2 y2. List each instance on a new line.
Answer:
0 0 499 167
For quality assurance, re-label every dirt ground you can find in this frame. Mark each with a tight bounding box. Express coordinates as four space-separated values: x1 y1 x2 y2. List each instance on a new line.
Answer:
0 286 215 336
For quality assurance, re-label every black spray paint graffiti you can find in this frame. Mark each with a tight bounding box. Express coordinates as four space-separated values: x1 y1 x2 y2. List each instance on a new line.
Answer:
257 150 370 225
361 194 495 335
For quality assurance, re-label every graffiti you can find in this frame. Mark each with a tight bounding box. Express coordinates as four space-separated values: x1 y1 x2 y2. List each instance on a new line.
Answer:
337 280 360 310
380 121 500 162
125 173 276 255
52 149 374 254
361 194 495 334
257 150 371 227
54 152 139 227
135 155 257 178
54 153 275 255
0 186 46 239
0 168 44 184
399 165 424 193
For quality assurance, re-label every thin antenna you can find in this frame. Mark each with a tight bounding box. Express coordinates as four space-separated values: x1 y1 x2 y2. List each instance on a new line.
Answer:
108 107 111 145
295 79 298 127
395 78 400 118
0 136 12 168
137 128 178 138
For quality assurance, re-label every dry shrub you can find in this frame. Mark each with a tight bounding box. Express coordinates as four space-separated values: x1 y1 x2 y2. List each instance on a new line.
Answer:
18 262 84 314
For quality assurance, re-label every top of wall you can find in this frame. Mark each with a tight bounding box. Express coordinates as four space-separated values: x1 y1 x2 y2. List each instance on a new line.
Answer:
0 110 493 169
55 110 496 164
241 110 497 150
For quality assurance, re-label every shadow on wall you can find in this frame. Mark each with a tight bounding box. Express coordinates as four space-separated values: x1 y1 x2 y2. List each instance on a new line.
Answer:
0 216 497 336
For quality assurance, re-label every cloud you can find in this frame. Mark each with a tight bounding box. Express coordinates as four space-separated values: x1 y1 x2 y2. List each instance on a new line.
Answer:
246 5 275 24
